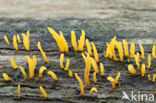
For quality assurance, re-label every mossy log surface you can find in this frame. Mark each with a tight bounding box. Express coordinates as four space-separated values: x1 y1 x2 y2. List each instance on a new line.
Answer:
0 0 156 103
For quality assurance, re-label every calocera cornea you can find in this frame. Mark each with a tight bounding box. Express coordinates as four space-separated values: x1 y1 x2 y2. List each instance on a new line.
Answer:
18 84 21 99
89 87 98 95
48 27 65 52
37 42 49 64
147 54 151 70
26 30 30 42
115 41 124 62
141 64 146 77
123 40 129 57
148 74 151 81
130 43 135 59
134 55 140 70
22 33 30 51
64 58 70 71
100 63 104 76
86 39 92 56
71 30 78 51
152 74 156 83
60 54 64 69
38 66 47 79
152 45 156 59
128 64 137 75
13 35 18 51
136 52 140 61
47 71 58 81
4 35 10 46
104 43 112 59
40 86 48 99
90 57 99 74
93 72 97 84
10 57 18 69
115 72 120 84
82 53 87 63
78 30 85 52
107 76 116 89
19 66 27 79
68 70 73 78
2 73 12 82
75 73 84 96
60 31 69 53
139 44 145 59
17 34 21 44
91 42 99 63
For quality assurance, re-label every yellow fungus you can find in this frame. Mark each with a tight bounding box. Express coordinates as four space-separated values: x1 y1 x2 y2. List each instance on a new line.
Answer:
10 57 18 69
134 55 140 70
32 55 37 69
107 76 116 89
48 27 65 52
115 72 120 84
38 66 47 79
71 30 78 51
90 57 99 73
152 45 156 59
93 72 97 84
22 33 30 51
130 43 135 59
19 66 27 79
4 35 10 45
13 35 18 51
17 34 21 44
18 84 20 99
86 39 92 56
40 86 48 99
100 63 104 76
26 30 30 41
128 64 137 75
104 43 113 59
64 58 70 71
115 41 124 62
60 31 69 53
136 52 140 61
141 64 146 77
123 40 129 57
68 70 73 78
152 74 156 83
78 30 85 52
47 71 58 81
147 54 151 70
91 42 99 63
75 73 84 96
60 53 64 69
37 42 49 64
139 44 145 59
2 73 11 82
89 87 98 95
82 53 87 63
84 54 92 86
148 74 151 81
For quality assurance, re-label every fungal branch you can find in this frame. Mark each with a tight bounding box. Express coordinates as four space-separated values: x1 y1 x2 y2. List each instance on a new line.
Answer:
10 57 18 69
152 45 156 59
128 64 137 75
71 30 79 51
2 73 12 82
89 87 98 95
22 33 30 51
75 73 84 96
4 35 10 46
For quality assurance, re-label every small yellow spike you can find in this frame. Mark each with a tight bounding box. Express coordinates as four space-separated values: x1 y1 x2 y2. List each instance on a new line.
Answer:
60 31 69 53
68 70 73 78
130 43 135 59
19 66 27 79
40 86 48 99
13 35 18 51
10 57 18 69
107 76 116 89
22 33 30 51
4 35 10 45
78 30 85 52
32 55 37 69
100 63 104 76
71 30 78 51
136 52 140 61
90 57 99 74
27 30 30 41
18 84 21 99
37 42 49 64
148 74 151 81
86 39 92 56
93 72 97 84
64 58 70 71
60 53 64 69
147 54 151 70
82 53 87 63
2 73 11 82
104 43 112 59
89 87 98 95
141 64 146 77
115 41 124 62
38 66 47 79
128 64 137 75
91 42 99 63
17 34 21 44
139 44 145 59
123 40 129 57
75 73 84 96
134 55 140 70
152 45 156 59
152 74 156 83
115 72 120 84
47 71 58 81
